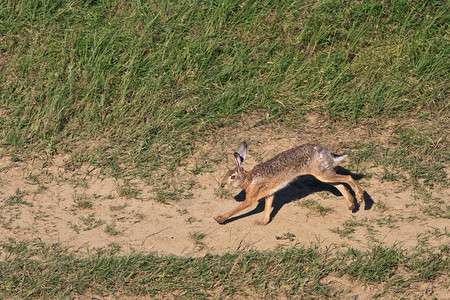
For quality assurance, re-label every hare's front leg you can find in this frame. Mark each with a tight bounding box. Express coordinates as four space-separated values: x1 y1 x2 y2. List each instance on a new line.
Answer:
214 199 253 224
214 190 258 224
256 195 274 225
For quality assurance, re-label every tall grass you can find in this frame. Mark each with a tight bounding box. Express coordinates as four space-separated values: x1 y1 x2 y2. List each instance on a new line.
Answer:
1 0 448 170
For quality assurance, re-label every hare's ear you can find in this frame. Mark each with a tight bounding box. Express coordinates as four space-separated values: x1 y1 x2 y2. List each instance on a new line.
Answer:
234 141 247 169
234 152 243 170
236 141 247 161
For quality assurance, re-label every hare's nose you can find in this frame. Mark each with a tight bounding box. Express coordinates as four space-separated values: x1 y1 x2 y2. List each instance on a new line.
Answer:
221 183 225 188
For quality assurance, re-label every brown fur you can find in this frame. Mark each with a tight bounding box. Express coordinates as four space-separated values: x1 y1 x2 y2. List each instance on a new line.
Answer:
215 142 364 225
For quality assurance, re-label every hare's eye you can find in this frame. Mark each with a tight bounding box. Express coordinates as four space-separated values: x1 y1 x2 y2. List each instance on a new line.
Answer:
230 175 236 180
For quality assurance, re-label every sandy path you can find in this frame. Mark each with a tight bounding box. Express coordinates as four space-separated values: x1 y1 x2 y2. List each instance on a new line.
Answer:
0 114 448 258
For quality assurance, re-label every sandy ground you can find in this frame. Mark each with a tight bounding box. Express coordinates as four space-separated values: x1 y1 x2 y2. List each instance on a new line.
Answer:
1 113 448 260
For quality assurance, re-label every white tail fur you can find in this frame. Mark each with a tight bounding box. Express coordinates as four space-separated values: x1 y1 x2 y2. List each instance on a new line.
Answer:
333 154 347 164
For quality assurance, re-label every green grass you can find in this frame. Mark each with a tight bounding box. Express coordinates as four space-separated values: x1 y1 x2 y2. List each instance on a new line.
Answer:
0 239 447 298
1 0 448 177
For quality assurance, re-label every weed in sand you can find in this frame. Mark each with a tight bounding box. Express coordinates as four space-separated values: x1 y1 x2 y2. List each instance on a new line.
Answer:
422 204 450 219
177 208 188 215
184 192 194 199
330 219 364 240
35 184 48 194
133 211 145 222
4 189 32 206
33 209 49 221
424 228 450 239
153 189 179 204
417 228 450 250
73 193 93 209
68 221 80 234
189 163 213 175
117 181 140 199
190 231 206 251
105 225 122 236
275 232 296 242
109 203 129 212
1 212 21 230
376 215 400 229
301 199 333 216
11 155 22 162
186 216 200 224
106 242 122 255
343 219 364 228
375 200 388 212
330 227 355 239
25 174 40 185
405 215 421 222
215 187 234 199
79 214 104 231
74 178 90 189
380 167 405 183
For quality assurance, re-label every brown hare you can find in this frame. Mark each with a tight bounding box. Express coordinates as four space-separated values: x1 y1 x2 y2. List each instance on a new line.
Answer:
215 142 364 225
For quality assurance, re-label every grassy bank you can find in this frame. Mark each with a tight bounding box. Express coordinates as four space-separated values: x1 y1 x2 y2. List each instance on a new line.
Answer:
0 239 448 298
1 0 448 174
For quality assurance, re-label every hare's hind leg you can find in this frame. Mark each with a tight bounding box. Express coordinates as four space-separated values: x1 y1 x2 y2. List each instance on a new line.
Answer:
256 194 274 225
313 171 364 209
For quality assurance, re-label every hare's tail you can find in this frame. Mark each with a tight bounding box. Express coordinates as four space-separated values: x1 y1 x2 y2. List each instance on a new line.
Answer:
332 153 347 164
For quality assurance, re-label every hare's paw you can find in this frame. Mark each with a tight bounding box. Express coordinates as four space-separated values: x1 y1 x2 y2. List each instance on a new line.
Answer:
356 192 364 204
255 218 269 226
347 202 355 211
214 215 227 224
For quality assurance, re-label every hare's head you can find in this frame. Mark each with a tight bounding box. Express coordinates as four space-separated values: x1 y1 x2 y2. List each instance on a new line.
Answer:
220 142 247 190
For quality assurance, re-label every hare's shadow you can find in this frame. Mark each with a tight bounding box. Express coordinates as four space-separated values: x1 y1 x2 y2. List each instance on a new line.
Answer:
222 166 374 225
